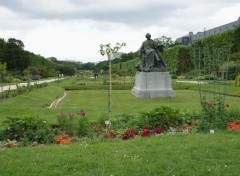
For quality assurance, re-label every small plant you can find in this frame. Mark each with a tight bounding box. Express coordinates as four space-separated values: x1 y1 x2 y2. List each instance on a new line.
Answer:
104 132 116 139
77 110 91 137
227 119 240 130
141 127 151 137
168 127 177 135
57 113 76 135
121 129 138 140
113 113 135 129
154 126 164 134
3 139 18 148
198 96 228 131
57 110 90 137
77 109 86 117
138 106 186 129
1 117 54 145
55 134 74 144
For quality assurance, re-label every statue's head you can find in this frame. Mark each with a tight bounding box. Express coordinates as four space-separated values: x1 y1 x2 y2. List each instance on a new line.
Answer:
145 33 151 39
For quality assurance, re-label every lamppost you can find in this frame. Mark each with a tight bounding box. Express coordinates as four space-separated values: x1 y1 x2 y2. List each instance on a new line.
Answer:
99 43 125 132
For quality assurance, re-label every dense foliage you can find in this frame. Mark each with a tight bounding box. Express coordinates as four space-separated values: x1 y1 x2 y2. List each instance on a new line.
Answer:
0 37 82 80
162 27 240 77
163 45 193 75
0 117 55 146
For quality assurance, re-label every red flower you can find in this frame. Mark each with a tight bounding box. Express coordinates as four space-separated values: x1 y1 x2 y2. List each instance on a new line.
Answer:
104 132 116 139
154 126 164 134
121 129 138 140
141 127 151 137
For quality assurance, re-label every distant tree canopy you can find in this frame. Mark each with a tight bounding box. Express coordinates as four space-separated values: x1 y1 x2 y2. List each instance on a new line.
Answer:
0 37 83 78
154 36 176 49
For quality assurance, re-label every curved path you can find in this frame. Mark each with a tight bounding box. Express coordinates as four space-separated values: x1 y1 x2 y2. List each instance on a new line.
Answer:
0 78 61 93
48 91 68 108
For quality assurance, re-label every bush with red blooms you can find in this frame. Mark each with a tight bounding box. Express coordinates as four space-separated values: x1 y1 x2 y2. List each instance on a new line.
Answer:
227 119 240 130
104 132 116 139
154 126 164 134
141 127 151 137
121 129 138 140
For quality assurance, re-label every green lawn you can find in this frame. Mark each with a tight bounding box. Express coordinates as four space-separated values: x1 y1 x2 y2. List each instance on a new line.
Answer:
1 131 240 176
0 84 65 122
1 82 240 123
1 78 240 175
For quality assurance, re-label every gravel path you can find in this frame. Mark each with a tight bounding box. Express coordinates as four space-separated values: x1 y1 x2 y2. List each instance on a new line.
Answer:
48 91 68 108
0 78 60 93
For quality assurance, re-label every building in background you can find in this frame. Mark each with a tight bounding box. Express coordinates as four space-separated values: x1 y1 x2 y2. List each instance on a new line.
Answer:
176 17 240 45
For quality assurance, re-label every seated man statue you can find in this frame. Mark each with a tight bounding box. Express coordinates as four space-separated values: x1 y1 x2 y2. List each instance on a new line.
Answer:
136 33 167 72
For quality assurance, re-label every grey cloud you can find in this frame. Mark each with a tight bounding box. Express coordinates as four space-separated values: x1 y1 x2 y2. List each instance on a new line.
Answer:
1 0 239 30
0 0 185 26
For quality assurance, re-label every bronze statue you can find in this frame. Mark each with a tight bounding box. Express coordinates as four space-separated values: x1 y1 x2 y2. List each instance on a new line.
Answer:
136 33 167 72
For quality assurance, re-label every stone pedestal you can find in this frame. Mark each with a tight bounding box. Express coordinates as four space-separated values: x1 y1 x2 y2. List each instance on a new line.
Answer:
131 71 176 98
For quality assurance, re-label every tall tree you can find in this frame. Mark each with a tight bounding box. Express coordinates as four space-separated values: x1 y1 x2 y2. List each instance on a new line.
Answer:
4 38 28 71
154 36 175 49
0 62 7 98
0 38 6 63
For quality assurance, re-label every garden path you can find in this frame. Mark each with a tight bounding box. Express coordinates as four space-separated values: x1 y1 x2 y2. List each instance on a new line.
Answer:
0 78 61 93
48 91 68 108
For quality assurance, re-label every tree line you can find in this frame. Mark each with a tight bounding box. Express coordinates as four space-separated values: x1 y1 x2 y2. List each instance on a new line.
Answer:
0 38 84 79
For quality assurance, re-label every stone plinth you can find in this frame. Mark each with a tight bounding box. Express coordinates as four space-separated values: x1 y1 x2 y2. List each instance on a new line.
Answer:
131 72 176 98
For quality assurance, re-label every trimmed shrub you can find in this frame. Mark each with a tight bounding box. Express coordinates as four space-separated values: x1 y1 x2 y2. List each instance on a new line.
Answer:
0 117 55 145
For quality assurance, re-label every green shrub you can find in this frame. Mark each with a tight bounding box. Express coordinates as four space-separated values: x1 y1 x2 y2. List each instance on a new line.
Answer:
57 113 76 135
77 117 90 137
97 113 107 127
185 74 194 79
12 78 21 83
204 74 217 80
137 106 191 129
112 113 136 129
197 97 228 132
171 74 177 79
197 76 205 80
177 76 185 79
225 108 240 120
0 117 55 145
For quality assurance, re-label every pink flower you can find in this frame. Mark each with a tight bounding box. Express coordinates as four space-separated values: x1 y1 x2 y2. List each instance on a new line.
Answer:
154 126 164 134
68 114 75 119
77 109 86 117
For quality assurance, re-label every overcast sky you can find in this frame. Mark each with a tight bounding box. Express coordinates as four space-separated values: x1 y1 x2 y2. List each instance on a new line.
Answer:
0 0 239 63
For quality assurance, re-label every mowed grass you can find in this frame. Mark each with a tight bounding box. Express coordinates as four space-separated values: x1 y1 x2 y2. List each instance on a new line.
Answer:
1 79 240 175
60 90 202 118
1 83 240 123
0 84 65 122
1 131 240 176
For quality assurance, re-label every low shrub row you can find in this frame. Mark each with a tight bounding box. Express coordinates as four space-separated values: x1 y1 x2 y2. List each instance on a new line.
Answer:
0 82 48 99
0 105 239 148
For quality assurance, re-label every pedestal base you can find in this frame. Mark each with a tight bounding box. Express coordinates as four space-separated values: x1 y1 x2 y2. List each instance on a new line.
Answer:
131 72 176 99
